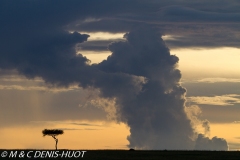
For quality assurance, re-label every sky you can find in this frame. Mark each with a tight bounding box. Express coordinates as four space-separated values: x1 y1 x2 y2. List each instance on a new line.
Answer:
0 0 240 150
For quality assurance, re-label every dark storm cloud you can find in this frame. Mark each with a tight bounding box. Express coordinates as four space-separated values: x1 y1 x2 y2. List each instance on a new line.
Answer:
2 0 240 59
153 6 240 22
169 25 239 48
1 0 91 85
69 19 141 33
73 23 240 50
162 24 240 49
0 0 148 88
0 0 148 129
69 3 240 49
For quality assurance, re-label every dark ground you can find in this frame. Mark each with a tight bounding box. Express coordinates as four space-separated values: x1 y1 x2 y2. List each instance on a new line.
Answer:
1 150 240 160
84 150 240 160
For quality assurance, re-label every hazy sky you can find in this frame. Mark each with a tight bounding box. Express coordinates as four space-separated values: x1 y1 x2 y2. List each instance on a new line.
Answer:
1 0 240 150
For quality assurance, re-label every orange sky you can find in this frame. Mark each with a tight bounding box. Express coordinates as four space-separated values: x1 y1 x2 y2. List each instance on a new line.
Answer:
1 121 240 150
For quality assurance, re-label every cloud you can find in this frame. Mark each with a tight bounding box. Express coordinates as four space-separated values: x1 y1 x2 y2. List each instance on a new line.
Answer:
70 3 240 49
55 128 82 131
154 6 240 22
26 2 227 52
188 94 240 106
195 134 228 150
185 105 202 127
74 20 240 49
95 28 229 150
30 121 103 127
163 28 240 49
80 96 117 120
97 28 195 149
183 82 240 97
77 39 123 52
202 120 210 136
233 121 240 124
70 123 102 127
2 1 240 59
0 84 79 92
183 78 240 83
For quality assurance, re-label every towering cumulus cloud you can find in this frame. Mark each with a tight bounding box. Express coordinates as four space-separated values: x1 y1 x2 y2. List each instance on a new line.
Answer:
98 28 194 149
98 28 228 150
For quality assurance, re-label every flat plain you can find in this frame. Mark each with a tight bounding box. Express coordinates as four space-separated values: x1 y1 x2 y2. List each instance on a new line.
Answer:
83 150 240 160
2 150 240 160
